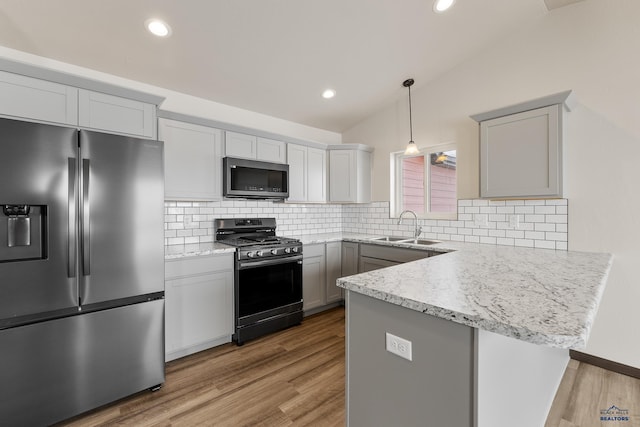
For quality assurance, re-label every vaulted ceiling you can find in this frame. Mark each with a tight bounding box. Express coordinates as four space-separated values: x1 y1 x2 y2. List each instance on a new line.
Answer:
0 0 581 133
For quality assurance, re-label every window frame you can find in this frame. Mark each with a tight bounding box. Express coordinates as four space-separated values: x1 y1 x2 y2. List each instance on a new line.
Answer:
390 142 458 220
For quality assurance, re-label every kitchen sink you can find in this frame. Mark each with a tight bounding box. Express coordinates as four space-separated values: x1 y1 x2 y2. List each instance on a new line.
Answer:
398 238 440 245
370 236 407 242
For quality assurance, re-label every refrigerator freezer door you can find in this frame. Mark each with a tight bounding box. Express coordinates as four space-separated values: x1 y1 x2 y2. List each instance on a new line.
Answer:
79 130 164 305
0 118 79 324
0 299 165 426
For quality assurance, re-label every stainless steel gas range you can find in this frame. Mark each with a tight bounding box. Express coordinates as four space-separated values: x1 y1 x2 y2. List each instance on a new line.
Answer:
214 218 303 345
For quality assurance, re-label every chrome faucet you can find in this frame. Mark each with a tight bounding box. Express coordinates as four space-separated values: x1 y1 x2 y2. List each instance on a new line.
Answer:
397 210 422 239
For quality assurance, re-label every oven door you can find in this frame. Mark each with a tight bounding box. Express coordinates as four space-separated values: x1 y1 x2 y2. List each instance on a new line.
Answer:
236 255 303 327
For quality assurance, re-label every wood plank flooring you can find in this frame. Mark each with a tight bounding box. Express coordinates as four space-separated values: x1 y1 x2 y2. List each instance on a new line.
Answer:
56 306 640 427
56 307 345 427
545 358 640 427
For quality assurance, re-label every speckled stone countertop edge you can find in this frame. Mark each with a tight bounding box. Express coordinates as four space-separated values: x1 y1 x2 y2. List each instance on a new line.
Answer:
165 242 236 260
336 248 613 350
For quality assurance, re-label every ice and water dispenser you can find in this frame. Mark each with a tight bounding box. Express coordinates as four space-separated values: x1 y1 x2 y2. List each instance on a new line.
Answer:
1 204 46 262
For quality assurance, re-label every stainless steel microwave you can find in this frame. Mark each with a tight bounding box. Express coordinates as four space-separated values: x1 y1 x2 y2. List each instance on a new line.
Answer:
223 157 289 199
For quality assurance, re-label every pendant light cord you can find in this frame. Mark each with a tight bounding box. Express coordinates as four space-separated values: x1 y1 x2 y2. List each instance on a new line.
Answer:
408 84 413 142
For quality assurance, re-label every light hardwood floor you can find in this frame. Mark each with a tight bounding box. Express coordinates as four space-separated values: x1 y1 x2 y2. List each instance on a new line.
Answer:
57 307 346 427
57 306 639 427
545 358 640 427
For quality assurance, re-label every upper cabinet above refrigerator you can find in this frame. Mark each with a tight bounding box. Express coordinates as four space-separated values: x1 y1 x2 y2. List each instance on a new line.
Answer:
0 70 161 139
471 90 576 199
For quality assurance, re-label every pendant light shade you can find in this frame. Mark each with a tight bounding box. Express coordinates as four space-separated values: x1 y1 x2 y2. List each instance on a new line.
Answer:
403 78 419 155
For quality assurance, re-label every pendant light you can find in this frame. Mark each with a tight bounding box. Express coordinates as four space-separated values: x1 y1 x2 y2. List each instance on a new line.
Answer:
403 78 420 155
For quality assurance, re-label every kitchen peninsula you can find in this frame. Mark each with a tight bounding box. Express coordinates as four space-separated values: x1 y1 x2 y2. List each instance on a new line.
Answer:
336 240 612 427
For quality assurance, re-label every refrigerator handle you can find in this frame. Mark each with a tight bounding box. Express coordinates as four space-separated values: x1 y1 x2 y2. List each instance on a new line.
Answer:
81 158 91 276
67 158 77 278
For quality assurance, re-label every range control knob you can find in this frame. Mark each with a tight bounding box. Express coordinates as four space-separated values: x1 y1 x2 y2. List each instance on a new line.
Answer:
271 249 278 255
246 252 255 258
284 248 291 254
256 250 264 257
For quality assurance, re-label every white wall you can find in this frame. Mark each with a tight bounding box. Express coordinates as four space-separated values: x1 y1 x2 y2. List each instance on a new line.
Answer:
343 0 640 368
0 46 342 146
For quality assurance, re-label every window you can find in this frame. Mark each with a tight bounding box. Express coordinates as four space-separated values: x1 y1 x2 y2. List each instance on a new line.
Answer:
391 144 457 219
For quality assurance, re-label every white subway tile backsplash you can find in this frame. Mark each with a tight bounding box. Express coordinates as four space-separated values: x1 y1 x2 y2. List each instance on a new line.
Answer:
164 198 569 250
497 237 515 246
545 199 567 206
534 240 556 249
535 223 556 232
514 206 535 214
514 239 534 248
534 205 556 215
546 214 568 223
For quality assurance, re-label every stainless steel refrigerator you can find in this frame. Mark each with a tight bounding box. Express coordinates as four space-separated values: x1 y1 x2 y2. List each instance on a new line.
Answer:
0 117 165 426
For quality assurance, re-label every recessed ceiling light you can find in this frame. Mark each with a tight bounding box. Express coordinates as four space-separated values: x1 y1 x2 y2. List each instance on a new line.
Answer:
322 89 336 99
145 19 171 37
433 0 456 13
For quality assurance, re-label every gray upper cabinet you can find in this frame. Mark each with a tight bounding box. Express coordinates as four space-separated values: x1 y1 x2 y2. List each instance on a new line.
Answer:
287 143 326 203
472 90 574 199
0 70 158 139
159 118 223 201
256 137 287 163
329 146 372 203
0 71 78 126
78 89 156 139
224 131 286 163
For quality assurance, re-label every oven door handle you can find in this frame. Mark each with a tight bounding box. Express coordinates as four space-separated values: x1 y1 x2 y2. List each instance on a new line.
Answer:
238 255 303 270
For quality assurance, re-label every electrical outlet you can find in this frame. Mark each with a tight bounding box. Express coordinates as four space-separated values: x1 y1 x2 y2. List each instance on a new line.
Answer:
386 332 412 361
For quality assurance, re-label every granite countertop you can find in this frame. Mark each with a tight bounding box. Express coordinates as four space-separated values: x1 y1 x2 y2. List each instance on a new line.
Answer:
336 239 613 349
164 232 612 349
165 242 236 259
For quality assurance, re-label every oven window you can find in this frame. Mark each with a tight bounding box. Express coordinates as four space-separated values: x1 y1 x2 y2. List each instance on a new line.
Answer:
237 260 302 318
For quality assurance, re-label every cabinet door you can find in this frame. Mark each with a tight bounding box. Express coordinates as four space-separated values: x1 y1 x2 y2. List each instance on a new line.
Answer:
257 137 286 163
329 150 357 202
165 255 234 361
325 241 343 303
359 256 398 273
225 131 257 159
342 242 359 276
303 244 325 311
0 71 78 126
480 105 561 198
159 118 222 200
78 89 156 138
287 144 307 202
307 147 327 202
165 270 233 358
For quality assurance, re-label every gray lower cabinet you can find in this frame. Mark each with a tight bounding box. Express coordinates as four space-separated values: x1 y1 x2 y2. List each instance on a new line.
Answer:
164 254 234 362
303 244 326 312
360 256 398 273
358 243 431 273
341 241 359 276
346 291 473 426
325 241 343 303
303 241 344 315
